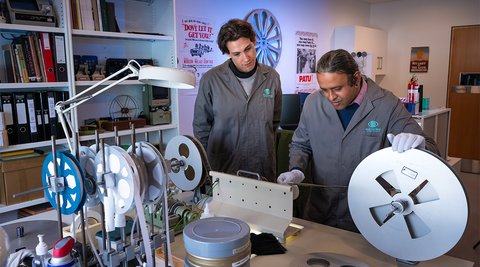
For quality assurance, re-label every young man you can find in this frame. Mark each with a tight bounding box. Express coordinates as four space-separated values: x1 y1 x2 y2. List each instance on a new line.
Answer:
193 19 282 182
277 49 439 232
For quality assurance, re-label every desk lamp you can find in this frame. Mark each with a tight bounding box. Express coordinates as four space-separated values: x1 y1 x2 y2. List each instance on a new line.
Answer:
55 59 195 152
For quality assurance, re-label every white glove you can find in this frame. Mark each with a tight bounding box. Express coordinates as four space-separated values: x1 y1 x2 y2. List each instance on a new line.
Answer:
277 169 305 184
277 170 304 200
387 133 425 153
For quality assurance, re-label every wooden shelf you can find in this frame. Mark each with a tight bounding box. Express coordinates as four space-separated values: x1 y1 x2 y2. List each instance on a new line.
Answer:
0 198 48 214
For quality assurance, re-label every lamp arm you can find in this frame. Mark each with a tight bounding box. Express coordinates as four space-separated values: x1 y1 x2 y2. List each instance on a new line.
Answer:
60 60 140 113
62 72 138 114
55 60 141 152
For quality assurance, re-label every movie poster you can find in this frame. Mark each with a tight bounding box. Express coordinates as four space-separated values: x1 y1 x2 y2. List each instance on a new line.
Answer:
295 31 319 92
178 17 217 88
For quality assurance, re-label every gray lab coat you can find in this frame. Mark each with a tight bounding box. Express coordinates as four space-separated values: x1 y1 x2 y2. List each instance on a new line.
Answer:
193 60 282 181
289 78 439 232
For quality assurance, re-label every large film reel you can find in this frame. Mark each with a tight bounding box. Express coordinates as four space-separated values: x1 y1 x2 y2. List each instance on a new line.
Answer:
128 141 167 205
94 146 140 214
165 135 208 191
42 151 86 215
348 148 468 261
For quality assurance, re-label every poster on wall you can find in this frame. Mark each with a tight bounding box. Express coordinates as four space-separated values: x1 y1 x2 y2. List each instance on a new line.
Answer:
410 46 429 73
295 31 319 92
178 17 218 88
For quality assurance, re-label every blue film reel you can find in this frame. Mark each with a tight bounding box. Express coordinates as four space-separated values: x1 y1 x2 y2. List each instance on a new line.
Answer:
42 151 85 215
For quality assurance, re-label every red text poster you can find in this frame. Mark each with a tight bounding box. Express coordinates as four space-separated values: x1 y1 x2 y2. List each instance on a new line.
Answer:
178 17 217 87
295 31 319 92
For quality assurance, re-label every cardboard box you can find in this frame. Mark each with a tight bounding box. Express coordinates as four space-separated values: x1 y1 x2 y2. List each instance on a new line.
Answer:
0 155 45 205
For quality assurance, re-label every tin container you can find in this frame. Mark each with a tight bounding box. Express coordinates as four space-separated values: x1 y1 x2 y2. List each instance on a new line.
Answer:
183 217 251 267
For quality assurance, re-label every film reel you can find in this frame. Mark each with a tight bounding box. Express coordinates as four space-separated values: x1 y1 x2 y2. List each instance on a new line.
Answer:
127 141 167 205
165 135 207 191
348 148 468 261
94 146 140 214
79 146 100 207
42 151 86 215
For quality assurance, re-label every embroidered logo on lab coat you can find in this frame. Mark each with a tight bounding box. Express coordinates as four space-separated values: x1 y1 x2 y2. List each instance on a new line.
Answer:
366 120 381 133
263 88 273 98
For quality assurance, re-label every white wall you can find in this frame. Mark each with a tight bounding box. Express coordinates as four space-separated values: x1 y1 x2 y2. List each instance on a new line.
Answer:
176 0 371 135
176 0 480 135
369 0 480 109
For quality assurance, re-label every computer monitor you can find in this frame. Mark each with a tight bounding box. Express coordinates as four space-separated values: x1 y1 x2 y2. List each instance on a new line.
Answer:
280 94 301 130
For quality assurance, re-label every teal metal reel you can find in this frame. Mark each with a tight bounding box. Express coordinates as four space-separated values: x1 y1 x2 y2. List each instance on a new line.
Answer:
42 151 86 215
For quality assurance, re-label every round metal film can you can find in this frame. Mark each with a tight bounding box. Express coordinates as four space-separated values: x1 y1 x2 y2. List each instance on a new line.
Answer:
183 217 251 267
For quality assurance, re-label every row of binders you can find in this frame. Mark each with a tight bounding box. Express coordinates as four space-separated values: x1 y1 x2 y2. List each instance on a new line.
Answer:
2 32 67 84
0 91 69 146
72 0 120 32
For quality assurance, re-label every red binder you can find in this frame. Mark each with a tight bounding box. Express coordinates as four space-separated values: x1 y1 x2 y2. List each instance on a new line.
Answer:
40 32 56 82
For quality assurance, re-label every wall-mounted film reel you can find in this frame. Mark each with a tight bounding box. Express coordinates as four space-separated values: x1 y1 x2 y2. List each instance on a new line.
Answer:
128 141 167 205
165 135 209 191
42 151 86 215
348 148 468 261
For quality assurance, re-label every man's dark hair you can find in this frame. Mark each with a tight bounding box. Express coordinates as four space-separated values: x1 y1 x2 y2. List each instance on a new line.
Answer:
217 19 256 55
316 49 360 86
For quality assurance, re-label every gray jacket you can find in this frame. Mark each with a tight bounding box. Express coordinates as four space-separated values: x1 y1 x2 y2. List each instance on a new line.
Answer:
289 78 439 232
193 60 282 181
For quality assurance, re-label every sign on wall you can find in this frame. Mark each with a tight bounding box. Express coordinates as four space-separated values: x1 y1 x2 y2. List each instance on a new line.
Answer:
410 46 429 73
295 31 319 92
178 17 218 88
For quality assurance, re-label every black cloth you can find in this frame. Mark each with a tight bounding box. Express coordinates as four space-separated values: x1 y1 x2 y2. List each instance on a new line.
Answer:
250 233 287 256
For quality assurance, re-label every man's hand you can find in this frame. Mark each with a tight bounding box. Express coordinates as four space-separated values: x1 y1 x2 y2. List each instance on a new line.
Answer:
387 133 425 153
277 170 305 200
277 169 305 184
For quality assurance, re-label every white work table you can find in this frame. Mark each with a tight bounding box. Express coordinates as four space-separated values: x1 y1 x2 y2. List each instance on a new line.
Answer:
167 217 474 267
2 211 473 267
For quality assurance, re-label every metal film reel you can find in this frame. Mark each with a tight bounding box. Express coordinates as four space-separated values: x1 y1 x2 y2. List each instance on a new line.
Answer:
42 151 86 215
79 146 100 207
245 9 282 68
94 146 140 214
165 135 206 191
109 95 139 120
348 148 468 261
127 141 167 205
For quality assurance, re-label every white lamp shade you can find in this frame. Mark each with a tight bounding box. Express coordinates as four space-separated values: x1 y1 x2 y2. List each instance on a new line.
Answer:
138 66 195 89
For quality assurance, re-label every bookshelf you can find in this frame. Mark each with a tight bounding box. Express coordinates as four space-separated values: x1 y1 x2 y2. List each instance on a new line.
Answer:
1 0 180 151
0 0 181 213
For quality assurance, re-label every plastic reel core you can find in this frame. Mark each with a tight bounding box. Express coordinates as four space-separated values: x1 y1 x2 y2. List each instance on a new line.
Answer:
348 148 468 261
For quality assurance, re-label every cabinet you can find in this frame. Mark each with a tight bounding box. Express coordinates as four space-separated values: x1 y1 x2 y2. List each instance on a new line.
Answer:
0 0 180 213
333 25 387 78
413 108 451 160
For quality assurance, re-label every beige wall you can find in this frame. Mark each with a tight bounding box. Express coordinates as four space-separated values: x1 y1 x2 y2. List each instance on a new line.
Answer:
370 0 480 109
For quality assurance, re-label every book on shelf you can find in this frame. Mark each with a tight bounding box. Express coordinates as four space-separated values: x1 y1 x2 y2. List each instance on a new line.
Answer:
12 93 31 144
39 32 56 82
52 33 68 82
1 44 16 83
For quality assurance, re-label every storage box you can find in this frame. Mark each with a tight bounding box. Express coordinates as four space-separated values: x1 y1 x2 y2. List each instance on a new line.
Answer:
402 102 419 115
0 155 45 205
